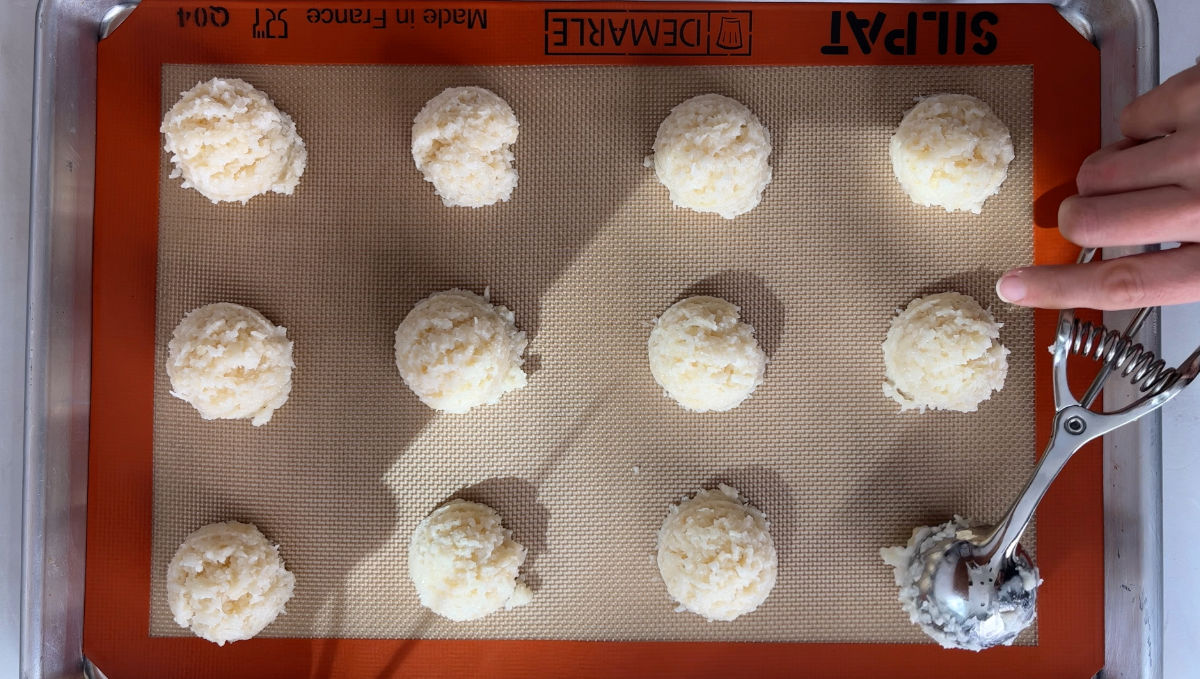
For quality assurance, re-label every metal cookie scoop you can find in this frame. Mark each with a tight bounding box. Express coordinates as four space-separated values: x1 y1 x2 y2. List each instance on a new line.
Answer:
907 249 1200 650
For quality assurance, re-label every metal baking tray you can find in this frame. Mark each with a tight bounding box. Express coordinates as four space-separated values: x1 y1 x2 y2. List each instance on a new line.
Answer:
22 1 1159 677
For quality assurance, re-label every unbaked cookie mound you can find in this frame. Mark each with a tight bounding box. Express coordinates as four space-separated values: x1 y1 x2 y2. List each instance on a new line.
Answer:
394 289 527 413
408 499 533 621
881 291 1009 413
166 302 294 426
657 485 777 622
646 94 773 219
167 521 295 645
889 93 1014 214
411 86 519 207
648 296 767 412
161 77 307 204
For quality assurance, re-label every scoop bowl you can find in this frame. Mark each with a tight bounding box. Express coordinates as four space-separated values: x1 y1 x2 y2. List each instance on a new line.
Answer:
911 526 1039 650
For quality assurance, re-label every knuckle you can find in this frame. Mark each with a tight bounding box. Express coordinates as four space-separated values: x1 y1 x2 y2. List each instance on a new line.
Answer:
1100 262 1148 308
1051 274 1073 309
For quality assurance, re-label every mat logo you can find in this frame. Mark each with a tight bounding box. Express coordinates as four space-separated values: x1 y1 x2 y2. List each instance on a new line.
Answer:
544 10 751 56
251 7 288 39
820 10 998 56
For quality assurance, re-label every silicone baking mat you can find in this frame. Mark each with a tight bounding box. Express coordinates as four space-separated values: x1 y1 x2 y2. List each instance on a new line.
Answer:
150 62 1040 643
88 2 1103 677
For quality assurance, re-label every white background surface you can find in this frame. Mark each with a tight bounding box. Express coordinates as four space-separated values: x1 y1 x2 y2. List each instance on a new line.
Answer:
1156 4 1200 679
1 0 38 676
0 2 1198 678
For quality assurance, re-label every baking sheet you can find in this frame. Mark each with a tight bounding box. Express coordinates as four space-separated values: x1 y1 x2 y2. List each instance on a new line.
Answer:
150 63 1035 643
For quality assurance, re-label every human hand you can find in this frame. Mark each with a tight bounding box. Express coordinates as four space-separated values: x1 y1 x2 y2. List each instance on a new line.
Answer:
995 63 1200 310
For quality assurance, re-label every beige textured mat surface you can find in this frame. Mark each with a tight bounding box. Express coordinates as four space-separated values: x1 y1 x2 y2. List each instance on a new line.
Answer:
152 63 1034 643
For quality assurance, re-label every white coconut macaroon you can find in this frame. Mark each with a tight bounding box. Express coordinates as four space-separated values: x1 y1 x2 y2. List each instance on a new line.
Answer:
646 94 773 219
657 484 778 622
408 499 533 621
167 521 295 646
411 86 519 208
166 302 294 426
889 93 1014 214
160 77 307 203
881 291 1009 413
648 296 767 412
394 289 527 413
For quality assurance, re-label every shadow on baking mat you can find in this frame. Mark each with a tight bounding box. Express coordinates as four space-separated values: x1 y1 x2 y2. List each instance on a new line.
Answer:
311 609 438 679
702 464 799 555
451 476 551 593
681 271 786 358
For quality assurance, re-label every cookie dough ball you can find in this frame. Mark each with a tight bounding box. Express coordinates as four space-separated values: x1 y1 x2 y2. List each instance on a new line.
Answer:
167 302 294 426
882 292 1009 413
889 93 1014 214
394 289 527 413
167 521 295 645
646 94 772 219
408 500 533 621
648 296 767 412
657 485 777 622
161 77 307 203
412 86 519 207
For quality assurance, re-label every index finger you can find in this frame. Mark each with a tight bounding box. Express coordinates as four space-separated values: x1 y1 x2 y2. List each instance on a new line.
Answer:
996 246 1200 310
1120 63 1200 140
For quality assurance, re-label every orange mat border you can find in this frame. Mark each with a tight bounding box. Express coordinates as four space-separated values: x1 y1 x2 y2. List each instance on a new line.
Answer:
87 2 1102 677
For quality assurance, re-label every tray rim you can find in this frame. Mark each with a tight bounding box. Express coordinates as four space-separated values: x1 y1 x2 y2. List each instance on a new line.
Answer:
22 1 1158 678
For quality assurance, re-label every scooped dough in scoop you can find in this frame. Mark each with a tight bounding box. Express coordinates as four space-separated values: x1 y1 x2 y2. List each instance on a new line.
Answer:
880 516 1040 651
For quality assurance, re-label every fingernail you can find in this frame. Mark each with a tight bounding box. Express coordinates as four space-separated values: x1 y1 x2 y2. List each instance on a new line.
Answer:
997 273 1027 303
